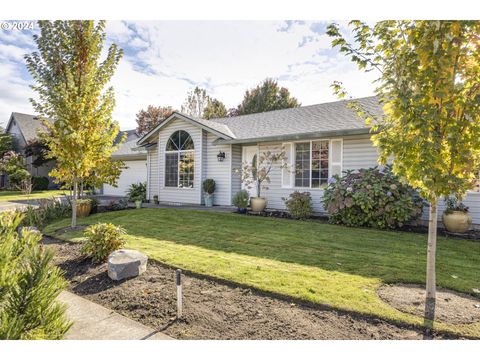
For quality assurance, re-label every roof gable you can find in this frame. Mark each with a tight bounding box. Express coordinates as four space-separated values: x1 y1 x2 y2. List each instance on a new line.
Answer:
137 112 235 146
6 112 52 143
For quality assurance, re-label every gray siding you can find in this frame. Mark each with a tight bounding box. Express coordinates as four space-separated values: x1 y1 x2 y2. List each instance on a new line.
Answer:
205 132 232 205
422 194 480 226
231 144 242 202
147 148 159 201
343 135 379 170
157 118 202 204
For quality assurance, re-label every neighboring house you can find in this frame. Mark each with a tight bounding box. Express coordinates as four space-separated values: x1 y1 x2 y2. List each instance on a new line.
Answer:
137 96 480 226
102 130 147 196
5 112 56 187
4 112 147 195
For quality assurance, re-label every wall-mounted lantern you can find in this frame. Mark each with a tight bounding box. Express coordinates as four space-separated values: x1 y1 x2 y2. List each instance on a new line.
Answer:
217 151 226 162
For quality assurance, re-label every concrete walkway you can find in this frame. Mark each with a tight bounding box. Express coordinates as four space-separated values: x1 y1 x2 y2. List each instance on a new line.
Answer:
58 291 172 340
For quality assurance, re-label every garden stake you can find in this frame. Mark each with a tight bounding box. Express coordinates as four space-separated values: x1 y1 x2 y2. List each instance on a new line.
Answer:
175 269 183 319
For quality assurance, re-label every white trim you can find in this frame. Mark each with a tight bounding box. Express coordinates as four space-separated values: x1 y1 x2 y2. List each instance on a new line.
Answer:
281 142 294 189
288 137 343 190
228 144 233 205
146 151 151 200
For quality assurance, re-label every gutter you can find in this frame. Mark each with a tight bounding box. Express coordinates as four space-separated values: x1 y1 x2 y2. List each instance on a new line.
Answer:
212 127 373 145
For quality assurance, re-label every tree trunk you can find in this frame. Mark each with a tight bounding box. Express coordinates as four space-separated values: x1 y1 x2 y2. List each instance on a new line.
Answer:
71 176 77 228
424 196 438 336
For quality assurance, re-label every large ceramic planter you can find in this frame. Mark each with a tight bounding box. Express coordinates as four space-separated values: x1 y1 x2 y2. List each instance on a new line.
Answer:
250 197 267 212
204 194 214 207
135 200 142 209
76 202 92 218
443 211 472 233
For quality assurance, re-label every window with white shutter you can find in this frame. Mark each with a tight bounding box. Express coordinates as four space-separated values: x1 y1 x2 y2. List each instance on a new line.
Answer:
330 139 343 178
281 142 293 188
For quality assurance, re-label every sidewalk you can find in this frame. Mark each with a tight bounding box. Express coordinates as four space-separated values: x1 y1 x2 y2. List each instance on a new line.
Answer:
58 291 173 340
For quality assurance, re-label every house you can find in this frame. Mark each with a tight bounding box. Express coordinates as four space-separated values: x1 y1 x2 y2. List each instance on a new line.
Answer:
4 112 147 195
5 112 56 187
137 96 480 226
102 130 147 196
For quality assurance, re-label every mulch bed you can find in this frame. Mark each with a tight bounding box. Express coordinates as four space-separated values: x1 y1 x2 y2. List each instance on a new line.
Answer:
42 237 460 340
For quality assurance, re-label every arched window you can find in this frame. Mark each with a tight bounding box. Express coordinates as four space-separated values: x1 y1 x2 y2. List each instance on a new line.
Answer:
165 130 195 188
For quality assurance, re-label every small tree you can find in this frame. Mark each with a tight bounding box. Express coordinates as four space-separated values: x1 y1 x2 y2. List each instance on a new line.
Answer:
0 211 71 339
26 20 124 227
136 105 174 135
236 78 300 115
327 20 480 332
236 149 288 198
203 98 228 119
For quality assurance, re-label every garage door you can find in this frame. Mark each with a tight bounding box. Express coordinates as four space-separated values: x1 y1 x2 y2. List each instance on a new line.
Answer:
103 159 147 196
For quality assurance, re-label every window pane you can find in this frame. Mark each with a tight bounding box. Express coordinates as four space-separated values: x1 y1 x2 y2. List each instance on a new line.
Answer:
165 153 178 187
179 151 195 188
295 143 310 187
312 141 329 188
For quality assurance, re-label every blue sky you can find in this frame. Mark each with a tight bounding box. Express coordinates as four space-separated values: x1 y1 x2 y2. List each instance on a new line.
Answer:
0 20 377 130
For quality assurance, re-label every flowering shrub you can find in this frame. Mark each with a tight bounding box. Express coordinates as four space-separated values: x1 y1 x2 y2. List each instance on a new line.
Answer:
323 166 425 229
283 191 313 220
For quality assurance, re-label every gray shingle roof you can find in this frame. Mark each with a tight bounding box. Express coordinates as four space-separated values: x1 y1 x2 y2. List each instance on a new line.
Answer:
9 112 51 142
112 129 146 158
209 96 381 141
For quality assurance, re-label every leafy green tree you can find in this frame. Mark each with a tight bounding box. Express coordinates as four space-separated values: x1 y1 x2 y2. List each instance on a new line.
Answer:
0 211 70 339
327 20 480 331
236 78 300 115
0 128 13 158
25 20 124 227
203 98 228 119
136 105 175 135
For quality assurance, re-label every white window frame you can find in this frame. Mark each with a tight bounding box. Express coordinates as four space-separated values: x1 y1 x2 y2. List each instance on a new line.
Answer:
282 138 343 190
164 149 195 189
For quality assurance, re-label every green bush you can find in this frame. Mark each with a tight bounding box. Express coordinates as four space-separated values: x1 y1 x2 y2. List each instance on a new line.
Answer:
233 190 250 210
20 198 71 229
283 191 313 220
323 166 425 229
81 223 126 262
32 176 49 190
0 211 71 339
202 178 216 194
9 168 31 189
126 182 146 202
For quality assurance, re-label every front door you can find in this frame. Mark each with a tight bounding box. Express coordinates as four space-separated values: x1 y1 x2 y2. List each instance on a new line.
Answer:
242 146 258 198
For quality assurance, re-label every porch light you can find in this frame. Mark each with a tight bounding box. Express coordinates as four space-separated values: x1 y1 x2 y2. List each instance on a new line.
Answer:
217 151 226 162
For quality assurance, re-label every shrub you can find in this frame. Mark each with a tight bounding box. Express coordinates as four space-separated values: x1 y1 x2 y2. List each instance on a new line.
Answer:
9 168 32 194
20 198 71 229
233 190 250 210
323 166 425 229
81 223 126 262
0 211 71 339
126 182 146 202
32 176 49 190
87 196 99 214
283 191 313 220
106 198 129 211
202 178 216 194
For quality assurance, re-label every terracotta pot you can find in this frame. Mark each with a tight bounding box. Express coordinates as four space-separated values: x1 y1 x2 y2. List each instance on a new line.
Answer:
442 211 472 233
250 197 267 212
76 202 92 218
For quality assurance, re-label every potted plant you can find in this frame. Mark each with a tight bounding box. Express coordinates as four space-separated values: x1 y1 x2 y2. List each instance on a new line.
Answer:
127 182 146 209
442 196 472 233
233 190 249 214
236 149 288 212
133 196 143 209
203 178 216 207
153 195 159 205
76 198 92 218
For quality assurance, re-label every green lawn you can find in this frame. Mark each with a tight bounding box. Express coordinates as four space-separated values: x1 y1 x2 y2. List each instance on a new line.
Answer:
0 190 67 202
44 208 480 337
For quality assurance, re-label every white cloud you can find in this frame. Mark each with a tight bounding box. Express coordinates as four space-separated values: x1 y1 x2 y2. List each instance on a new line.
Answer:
0 20 376 130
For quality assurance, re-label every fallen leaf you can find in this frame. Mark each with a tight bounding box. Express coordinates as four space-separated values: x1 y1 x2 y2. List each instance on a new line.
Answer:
451 275 458 279
473 288 480 294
